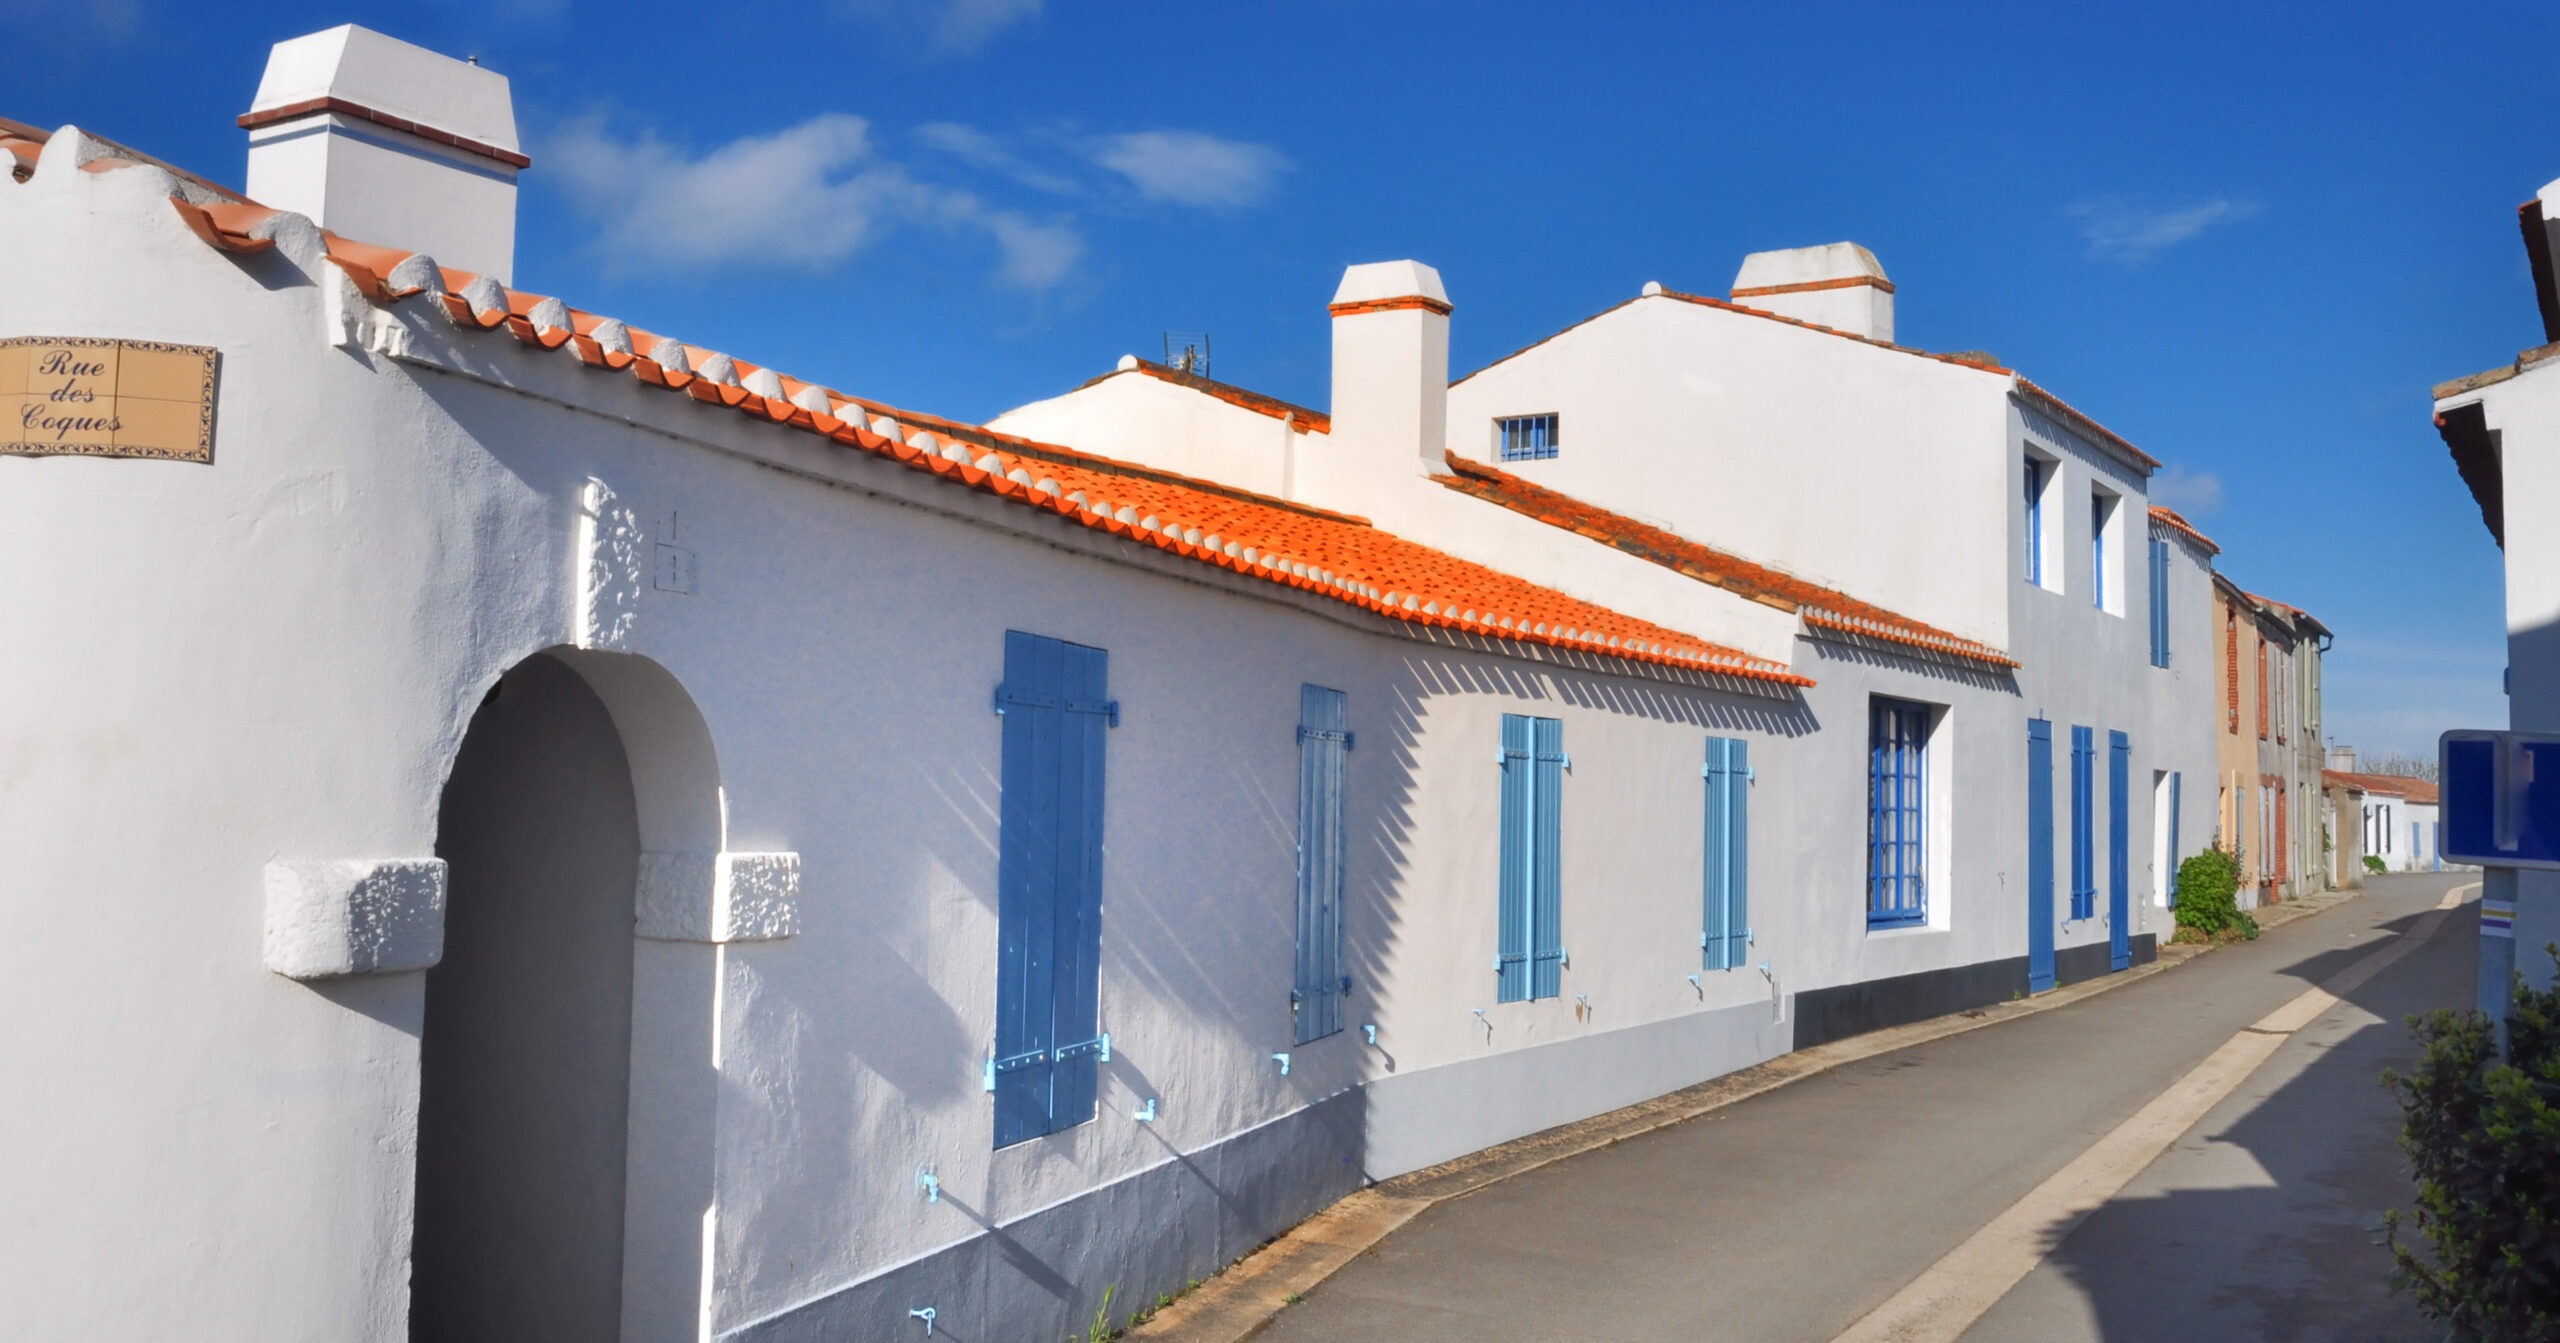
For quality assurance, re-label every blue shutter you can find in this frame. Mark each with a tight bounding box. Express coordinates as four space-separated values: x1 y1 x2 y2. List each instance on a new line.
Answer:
2149 539 2170 668
2108 730 2131 971
2027 718 2057 993
2070 725 2095 921
993 631 1111 1148
1496 714 1532 1003
1530 716 1567 1000
1704 736 1750 970
1294 685 1350 1044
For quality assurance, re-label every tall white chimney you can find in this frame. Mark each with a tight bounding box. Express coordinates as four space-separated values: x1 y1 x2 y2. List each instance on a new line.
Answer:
1730 242 1893 343
1307 260 1449 513
242 25 522 282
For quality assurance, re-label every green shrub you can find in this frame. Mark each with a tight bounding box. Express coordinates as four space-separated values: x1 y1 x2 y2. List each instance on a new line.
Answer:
2384 948 2560 1340
2366 854 2389 874
2173 846 2256 939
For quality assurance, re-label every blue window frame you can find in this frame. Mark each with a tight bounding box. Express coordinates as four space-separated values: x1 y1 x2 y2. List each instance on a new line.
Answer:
1497 714 1566 1001
991 630 1115 1149
1867 699 1930 928
2024 456 2044 585
2069 725 2096 920
1293 686 1352 1044
2148 537 2171 667
2091 493 2109 610
2166 770 2183 902
1497 413 1560 462
1703 736 1751 969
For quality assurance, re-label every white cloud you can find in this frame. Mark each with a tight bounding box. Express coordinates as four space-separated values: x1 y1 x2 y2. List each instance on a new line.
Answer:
1091 131 1289 209
914 122 1082 195
2067 195 2257 263
2149 464 2224 516
547 113 1082 290
837 0 1041 56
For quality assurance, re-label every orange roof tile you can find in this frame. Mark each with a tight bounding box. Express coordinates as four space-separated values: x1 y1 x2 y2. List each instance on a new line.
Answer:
2325 769 2429 802
2148 505 2219 555
1438 453 2019 670
89 136 1802 689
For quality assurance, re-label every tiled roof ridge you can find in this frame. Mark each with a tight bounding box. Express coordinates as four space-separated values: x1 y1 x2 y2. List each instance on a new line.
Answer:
3 118 246 200
2324 768 2426 800
1438 452 2020 670
2147 505 2220 555
117 154 1807 688
2014 377 2163 471
1450 286 2016 389
1081 358 1333 435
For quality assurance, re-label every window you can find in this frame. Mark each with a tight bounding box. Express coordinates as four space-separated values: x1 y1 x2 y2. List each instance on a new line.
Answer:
991 630 1115 1148
2225 606 2240 733
2256 636 2269 740
2148 537 2171 668
1867 699 1930 927
1703 737 1751 969
2091 491 2112 610
2024 456 2045 585
1496 414 1559 462
1497 714 1565 1001
1293 686 1351 1045
2070 725 2096 920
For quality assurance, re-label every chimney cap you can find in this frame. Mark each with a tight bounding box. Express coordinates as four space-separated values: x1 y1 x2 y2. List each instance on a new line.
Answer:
248 25 519 156
1732 242 1888 296
1332 260 1448 308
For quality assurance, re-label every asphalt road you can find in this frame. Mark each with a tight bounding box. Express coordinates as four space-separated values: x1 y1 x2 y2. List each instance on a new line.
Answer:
1253 875 2471 1343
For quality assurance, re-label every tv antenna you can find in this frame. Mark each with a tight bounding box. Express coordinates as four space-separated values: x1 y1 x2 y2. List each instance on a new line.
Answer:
1162 331 1211 379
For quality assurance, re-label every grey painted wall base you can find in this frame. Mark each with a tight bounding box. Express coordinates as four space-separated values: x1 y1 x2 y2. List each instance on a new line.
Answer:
1361 997 1789 1181
1792 937 2158 1050
2054 933 2156 989
728 1091 1366 1343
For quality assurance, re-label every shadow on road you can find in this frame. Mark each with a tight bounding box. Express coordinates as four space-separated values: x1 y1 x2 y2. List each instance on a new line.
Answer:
1999 878 2468 1341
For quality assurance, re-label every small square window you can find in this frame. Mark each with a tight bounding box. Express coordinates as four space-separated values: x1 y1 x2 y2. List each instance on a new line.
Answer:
1497 414 1559 461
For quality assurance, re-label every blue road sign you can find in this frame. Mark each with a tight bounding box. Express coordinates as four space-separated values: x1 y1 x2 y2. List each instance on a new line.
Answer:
2440 730 2560 870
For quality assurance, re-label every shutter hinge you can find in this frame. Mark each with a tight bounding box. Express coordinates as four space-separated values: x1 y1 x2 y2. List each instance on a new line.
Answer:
1297 726 1354 748
1052 1032 1112 1064
1066 697 1120 726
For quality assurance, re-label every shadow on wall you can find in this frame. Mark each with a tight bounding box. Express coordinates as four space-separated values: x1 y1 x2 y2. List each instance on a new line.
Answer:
1804 635 2023 698
2018 876 2465 1341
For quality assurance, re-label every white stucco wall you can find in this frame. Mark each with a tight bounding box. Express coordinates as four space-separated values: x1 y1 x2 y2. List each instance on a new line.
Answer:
1445 292 2017 647
989 367 1306 499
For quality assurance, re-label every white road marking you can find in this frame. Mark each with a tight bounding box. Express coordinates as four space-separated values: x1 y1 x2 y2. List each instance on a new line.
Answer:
1830 883 2477 1343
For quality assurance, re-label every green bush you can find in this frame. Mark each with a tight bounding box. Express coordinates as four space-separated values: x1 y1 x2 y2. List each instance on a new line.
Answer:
2173 846 2256 939
2367 854 2390 874
2384 948 2560 1340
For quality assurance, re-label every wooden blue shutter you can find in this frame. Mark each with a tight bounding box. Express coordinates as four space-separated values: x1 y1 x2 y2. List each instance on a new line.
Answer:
1496 714 1532 1003
1294 685 1350 1044
2108 730 2132 970
1704 737 1750 970
1530 716 1567 1000
2027 718 2056 993
2070 725 2095 920
2149 539 2172 667
992 631 1111 1148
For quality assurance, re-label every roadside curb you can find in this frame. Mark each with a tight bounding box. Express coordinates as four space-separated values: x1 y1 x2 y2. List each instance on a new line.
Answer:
1124 891 2367 1341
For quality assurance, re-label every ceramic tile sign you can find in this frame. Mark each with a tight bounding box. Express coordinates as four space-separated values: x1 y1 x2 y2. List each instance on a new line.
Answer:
1 336 219 462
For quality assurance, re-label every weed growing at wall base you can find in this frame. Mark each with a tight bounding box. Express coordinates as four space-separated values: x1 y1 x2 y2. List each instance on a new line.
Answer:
2173 847 2257 941
2383 948 2560 1341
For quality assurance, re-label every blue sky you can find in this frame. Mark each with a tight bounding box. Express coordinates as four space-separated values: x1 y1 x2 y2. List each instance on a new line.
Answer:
15 0 2556 758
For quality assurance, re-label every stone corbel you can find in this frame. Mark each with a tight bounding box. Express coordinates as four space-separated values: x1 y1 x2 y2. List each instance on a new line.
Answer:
263 858 449 979
636 851 800 943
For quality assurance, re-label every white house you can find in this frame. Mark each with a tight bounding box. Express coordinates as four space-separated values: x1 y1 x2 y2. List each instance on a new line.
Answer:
998 243 2224 1007
0 27 2012 1343
0 25 2239 1343
2432 171 2560 1002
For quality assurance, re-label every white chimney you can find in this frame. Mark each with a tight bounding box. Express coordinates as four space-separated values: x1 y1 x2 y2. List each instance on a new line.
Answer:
243 25 522 283
1730 242 1893 343
1309 260 1449 511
